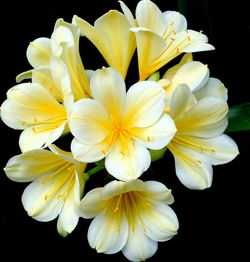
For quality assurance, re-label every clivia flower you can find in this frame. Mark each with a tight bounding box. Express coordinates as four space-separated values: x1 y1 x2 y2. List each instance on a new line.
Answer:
4 145 87 235
69 67 176 181
79 179 178 261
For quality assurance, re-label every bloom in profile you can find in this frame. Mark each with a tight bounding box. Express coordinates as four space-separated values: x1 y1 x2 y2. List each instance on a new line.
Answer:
161 53 228 112
73 10 136 79
120 0 214 80
167 85 239 189
69 67 176 181
80 179 178 261
4 145 87 235
18 18 91 100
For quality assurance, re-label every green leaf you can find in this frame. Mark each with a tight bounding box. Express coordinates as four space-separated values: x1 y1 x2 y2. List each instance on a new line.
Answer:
226 103 250 132
148 72 160 81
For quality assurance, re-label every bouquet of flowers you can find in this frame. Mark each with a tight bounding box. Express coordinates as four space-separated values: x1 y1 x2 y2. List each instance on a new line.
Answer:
1 1 247 261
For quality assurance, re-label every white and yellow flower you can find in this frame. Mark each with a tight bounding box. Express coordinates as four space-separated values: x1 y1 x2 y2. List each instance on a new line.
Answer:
168 85 239 189
161 53 228 112
69 67 176 181
73 10 136 79
4 145 87 235
80 179 178 261
0 57 72 152
120 0 214 80
18 18 91 100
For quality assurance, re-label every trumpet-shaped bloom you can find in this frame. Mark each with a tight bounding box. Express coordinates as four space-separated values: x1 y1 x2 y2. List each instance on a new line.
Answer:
120 0 214 80
69 67 176 181
80 179 178 261
162 53 228 112
17 18 90 100
168 85 239 189
4 145 87 235
73 10 136 79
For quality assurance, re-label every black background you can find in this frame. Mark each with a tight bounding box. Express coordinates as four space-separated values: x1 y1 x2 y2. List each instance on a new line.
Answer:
0 0 249 261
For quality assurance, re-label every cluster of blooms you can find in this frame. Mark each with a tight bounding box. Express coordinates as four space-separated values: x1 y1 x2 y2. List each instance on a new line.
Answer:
1 1 239 261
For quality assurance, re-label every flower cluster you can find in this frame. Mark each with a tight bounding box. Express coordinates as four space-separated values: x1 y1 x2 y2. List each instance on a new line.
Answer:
1 1 239 261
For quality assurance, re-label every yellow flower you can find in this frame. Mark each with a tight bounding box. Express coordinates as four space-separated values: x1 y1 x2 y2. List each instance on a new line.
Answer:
4 145 87 235
161 53 228 112
168 85 239 189
120 0 214 80
80 179 178 261
69 67 176 181
17 18 91 100
0 69 70 152
73 10 136 79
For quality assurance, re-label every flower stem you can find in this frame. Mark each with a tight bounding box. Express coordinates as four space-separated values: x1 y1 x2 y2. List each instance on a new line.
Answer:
86 165 104 177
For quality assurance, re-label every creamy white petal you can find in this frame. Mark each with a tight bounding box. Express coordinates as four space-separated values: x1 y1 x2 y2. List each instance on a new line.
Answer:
136 0 167 36
69 98 112 144
170 84 196 120
21 178 64 222
124 81 165 128
194 77 228 101
164 11 187 32
4 149 65 182
119 1 136 26
189 135 239 165
143 181 174 204
105 141 151 181
79 188 106 218
170 143 213 189
172 61 209 92
143 202 178 242
90 67 126 119
88 211 128 254
19 122 66 152
71 138 108 163
131 114 176 150
26 37 52 68
57 174 80 233
122 224 158 262
177 97 228 138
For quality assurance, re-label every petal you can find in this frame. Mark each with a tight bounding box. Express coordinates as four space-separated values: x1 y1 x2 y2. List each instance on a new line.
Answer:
124 81 165 128
131 114 176 150
69 98 112 144
122 224 158 262
163 11 187 32
4 149 65 182
182 30 215 52
194 77 228 101
88 211 128 254
143 202 179 242
170 84 196 120
26 37 52 68
169 143 213 189
73 11 136 78
131 28 166 80
21 178 64 222
119 1 136 26
143 181 174 204
105 141 151 181
57 174 80 233
189 134 239 165
177 97 228 138
136 0 167 36
171 61 209 92
90 67 126 119
19 122 66 152
79 188 106 218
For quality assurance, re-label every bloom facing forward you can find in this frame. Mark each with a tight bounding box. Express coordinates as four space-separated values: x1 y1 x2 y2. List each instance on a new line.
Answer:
4 145 87 235
80 179 178 261
69 67 176 181
168 85 239 189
